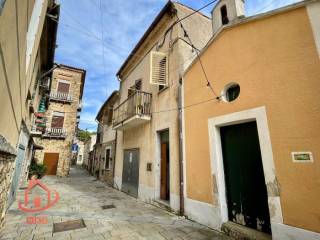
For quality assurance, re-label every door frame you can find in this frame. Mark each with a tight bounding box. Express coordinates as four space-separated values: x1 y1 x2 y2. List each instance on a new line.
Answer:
208 106 283 229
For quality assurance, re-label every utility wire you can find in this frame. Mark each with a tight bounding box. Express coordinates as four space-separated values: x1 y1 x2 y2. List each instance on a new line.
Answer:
177 18 219 98
173 0 218 25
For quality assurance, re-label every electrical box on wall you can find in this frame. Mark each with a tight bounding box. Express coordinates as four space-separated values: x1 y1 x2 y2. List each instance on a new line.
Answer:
291 152 313 163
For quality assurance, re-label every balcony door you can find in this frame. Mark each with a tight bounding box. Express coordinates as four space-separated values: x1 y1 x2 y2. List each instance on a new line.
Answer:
51 112 65 128
57 80 70 94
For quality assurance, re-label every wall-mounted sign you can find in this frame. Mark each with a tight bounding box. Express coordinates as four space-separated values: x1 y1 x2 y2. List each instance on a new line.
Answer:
291 152 313 163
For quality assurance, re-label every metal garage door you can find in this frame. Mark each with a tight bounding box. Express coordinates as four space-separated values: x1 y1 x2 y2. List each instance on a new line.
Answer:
122 149 139 198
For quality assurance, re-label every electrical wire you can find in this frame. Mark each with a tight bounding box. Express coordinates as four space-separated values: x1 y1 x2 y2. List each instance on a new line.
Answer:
176 18 219 98
99 0 108 99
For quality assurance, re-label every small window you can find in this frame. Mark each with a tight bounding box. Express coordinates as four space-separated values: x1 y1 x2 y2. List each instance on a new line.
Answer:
222 83 240 102
107 108 113 125
220 5 229 25
105 149 111 169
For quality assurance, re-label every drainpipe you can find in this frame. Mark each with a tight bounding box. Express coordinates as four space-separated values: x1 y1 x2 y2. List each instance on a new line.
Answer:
178 78 184 216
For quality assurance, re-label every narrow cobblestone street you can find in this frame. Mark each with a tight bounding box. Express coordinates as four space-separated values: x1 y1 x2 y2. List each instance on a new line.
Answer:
0 168 231 240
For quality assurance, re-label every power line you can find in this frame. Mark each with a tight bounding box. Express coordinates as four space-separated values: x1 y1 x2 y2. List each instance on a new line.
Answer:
176 17 219 98
173 0 218 25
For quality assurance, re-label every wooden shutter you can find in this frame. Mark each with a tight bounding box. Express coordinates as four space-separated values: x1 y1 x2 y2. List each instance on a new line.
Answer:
57 81 70 93
150 51 168 86
51 112 64 128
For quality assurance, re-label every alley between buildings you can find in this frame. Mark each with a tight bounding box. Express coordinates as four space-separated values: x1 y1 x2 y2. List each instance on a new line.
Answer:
0 167 231 240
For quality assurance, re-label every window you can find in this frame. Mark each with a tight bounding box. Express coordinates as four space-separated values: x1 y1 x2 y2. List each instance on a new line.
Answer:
220 5 229 25
57 81 70 94
51 112 65 128
150 51 168 86
107 108 113 125
105 149 111 169
222 83 240 102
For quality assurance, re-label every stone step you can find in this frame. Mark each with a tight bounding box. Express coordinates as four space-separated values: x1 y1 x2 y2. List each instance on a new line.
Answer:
221 221 271 240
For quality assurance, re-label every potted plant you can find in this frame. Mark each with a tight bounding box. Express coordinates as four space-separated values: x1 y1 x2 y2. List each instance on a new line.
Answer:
28 160 47 179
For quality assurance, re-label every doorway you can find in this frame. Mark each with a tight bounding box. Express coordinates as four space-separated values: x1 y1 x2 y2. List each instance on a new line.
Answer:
43 153 59 175
220 122 271 234
122 149 139 198
159 130 170 201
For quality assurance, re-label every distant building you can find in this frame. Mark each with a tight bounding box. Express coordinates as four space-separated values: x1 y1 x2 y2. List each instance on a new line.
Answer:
33 65 86 177
0 0 59 226
183 0 320 239
94 91 119 185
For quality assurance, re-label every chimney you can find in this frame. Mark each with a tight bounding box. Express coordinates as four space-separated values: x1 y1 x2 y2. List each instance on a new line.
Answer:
211 0 245 34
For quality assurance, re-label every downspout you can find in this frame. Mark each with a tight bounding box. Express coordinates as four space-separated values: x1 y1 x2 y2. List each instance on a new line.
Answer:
178 78 184 216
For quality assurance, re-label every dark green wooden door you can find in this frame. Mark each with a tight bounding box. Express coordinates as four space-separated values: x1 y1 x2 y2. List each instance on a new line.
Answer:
220 122 271 234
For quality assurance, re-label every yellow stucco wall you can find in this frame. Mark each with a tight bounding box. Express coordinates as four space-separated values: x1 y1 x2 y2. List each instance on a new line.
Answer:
0 0 49 146
184 7 320 232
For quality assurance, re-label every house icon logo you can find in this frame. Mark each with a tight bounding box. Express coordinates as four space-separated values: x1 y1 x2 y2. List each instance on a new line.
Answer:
18 179 59 213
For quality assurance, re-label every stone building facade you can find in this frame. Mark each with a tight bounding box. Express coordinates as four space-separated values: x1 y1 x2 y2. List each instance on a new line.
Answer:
0 137 16 227
94 91 119 185
34 65 86 177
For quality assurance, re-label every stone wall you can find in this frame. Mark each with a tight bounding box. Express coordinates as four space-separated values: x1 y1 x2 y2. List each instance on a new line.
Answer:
0 136 17 228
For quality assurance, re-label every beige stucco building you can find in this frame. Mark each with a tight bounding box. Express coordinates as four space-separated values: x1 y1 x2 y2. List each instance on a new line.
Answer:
93 91 119 185
183 0 320 239
34 65 86 177
113 1 212 213
0 0 59 227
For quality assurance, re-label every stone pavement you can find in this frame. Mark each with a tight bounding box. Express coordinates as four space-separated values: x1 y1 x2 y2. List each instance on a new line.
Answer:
0 167 232 240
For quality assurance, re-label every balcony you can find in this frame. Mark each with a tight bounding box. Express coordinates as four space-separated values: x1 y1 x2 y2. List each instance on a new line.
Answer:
49 91 73 103
113 91 152 130
42 128 67 139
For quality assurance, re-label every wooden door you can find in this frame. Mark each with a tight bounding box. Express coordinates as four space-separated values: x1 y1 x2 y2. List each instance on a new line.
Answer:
160 143 168 200
220 122 271 234
43 153 59 175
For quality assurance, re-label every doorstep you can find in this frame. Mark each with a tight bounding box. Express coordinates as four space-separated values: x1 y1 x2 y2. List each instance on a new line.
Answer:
153 199 172 212
222 221 271 240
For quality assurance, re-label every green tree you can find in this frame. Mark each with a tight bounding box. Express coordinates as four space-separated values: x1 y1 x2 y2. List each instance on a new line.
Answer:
78 129 92 142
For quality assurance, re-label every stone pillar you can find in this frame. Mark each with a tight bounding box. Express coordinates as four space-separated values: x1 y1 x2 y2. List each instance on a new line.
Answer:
0 135 17 228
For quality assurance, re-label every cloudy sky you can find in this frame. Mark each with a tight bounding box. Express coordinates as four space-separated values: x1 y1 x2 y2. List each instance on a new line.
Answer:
54 0 301 131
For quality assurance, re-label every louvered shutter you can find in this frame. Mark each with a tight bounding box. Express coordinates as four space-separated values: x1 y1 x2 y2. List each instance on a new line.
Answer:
150 51 168 86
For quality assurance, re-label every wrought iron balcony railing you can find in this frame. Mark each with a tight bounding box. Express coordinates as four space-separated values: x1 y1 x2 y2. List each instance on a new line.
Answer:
113 91 152 129
49 91 73 102
42 128 67 139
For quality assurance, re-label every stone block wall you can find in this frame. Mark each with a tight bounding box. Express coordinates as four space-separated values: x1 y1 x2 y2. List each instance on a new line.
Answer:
0 136 17 228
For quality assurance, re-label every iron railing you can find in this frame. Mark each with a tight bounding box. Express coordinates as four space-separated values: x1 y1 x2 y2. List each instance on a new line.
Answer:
49 91 73 102
42 128 67 138
113 91 152 127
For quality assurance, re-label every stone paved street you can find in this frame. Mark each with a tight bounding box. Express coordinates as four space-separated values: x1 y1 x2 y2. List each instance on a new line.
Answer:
0 168 231 240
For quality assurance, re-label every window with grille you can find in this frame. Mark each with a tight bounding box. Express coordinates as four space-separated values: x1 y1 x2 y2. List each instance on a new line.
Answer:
150 51 168 86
